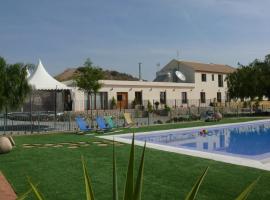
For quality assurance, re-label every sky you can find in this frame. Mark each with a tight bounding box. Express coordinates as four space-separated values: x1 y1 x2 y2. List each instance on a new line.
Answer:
1 0 270 81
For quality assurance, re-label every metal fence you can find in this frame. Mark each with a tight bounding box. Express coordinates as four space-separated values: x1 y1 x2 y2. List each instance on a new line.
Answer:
1 100 270 135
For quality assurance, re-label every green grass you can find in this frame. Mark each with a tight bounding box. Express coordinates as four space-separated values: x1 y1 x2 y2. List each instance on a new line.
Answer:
1 117 270 200
112 116 269 134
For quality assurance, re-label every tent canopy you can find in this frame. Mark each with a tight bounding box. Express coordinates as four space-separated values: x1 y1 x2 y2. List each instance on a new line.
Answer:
28 60 70 90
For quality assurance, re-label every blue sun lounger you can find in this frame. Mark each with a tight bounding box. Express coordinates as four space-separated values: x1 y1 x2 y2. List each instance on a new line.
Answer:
104 116 117 129
96 116 111 132
75 117 92 132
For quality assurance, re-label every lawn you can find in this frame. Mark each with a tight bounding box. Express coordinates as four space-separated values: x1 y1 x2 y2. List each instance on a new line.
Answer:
1 117 270 200
113 116 270 134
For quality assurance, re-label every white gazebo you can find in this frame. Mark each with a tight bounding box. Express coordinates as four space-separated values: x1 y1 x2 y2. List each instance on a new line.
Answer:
25 60 72 112
28 60 70 90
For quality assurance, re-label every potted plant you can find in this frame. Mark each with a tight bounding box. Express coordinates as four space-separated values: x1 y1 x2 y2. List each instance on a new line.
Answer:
110 97 116 109
154 101 160 110
160 104 171 116
147 100 153 113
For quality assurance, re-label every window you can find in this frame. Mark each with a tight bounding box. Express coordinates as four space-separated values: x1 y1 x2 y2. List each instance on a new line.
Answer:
200 92 206 103
100 92 108 109
135 91 142 105
201 74 207 82
212 74 214 81
84 92 108 110
160 91 166 104
218 74 223 87
225 92 230 102
181 92 188 104
217 92 222 103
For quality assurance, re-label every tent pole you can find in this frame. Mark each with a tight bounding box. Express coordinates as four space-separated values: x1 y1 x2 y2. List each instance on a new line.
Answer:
30 91 33 133
54 86 57 129
90 93 93 126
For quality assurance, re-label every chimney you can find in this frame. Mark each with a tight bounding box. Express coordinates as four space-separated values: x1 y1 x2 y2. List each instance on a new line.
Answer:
139 62 142 81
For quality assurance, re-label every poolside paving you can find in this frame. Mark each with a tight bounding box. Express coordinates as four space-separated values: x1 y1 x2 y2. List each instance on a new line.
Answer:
0 171 17 200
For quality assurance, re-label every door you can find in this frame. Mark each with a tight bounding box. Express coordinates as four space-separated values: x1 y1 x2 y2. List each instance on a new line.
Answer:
117 92 128 109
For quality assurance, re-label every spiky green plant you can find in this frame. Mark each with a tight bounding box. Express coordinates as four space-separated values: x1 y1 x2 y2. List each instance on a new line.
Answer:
123 134 146 200
185 166 209 200
113 139 118 200
235 176 260 200
82 156 95 200
17 178 44 200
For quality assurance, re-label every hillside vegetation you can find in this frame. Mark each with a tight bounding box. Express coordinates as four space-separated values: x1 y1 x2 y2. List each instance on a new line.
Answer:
55 68 140 81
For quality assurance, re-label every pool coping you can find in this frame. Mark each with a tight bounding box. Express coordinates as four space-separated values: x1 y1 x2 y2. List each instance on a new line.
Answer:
99 119 270 171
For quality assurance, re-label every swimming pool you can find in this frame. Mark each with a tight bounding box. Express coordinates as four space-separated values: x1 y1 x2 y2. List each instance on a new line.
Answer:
100 119 270 171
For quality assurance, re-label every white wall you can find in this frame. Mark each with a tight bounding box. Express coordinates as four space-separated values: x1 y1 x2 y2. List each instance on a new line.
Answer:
71 88 85 111
190 72 228 103
68 74 228 111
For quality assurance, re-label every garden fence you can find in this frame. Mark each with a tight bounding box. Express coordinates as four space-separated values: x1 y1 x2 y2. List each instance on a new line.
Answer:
1 99 270 135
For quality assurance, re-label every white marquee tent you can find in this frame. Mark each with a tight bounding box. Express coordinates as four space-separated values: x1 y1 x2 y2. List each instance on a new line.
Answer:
28 60 70 90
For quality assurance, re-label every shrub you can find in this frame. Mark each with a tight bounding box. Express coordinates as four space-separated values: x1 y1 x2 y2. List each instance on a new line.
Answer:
110 97 116 109
164 104 171 112
154 101 159 110
147 100 153 113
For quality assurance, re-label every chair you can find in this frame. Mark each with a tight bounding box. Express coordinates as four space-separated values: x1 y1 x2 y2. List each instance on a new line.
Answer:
123 113 136 127
104 116 117 129
96 116 111 132
75 117 92 133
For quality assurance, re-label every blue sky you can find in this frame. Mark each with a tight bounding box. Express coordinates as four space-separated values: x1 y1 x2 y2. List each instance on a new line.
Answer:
1 0 270 80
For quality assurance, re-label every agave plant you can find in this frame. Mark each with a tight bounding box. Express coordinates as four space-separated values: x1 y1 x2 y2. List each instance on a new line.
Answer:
81 134 147 200
18 133 260 200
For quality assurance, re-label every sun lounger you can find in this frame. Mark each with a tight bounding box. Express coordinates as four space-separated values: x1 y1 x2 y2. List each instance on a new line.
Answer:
104 116 117 129
75 117 92 133
96 116 111 132
123 113 136 127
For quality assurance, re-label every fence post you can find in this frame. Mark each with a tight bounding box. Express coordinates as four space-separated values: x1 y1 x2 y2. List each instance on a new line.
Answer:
54 88 57 129
30 93 33 134
38 111 40 133
11 117 13 133
148 111 150 126
68 111 71 131
3 108 6 135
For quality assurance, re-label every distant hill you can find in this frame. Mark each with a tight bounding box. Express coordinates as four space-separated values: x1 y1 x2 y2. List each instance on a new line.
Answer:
55 68 140 82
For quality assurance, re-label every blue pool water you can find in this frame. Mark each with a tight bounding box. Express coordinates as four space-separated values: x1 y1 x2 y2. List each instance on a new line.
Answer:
123 121 270 160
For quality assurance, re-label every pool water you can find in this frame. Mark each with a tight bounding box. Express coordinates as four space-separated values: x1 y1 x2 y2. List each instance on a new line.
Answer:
125 121 270 160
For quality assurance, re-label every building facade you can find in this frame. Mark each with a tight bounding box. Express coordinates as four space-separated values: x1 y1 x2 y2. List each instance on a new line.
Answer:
65 59 235 111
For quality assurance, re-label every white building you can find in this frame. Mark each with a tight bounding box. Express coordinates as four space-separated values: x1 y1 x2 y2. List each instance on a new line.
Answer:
64 59 235 111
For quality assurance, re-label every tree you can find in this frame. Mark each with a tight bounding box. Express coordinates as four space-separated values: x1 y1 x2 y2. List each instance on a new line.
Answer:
0 57 31 112
0 57 31 132
75 58 104 115
226 54 270 101
0 57 31 111
7 63 31 110
0 57 6 110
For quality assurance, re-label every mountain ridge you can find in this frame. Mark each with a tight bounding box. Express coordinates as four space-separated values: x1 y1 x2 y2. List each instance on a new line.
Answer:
55 68 140 82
